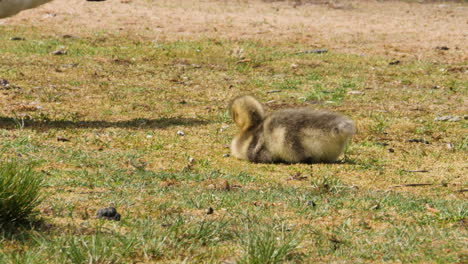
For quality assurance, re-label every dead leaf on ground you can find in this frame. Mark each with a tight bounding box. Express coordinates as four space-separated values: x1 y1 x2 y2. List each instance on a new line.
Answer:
286 172 308 181
160 180 179 187
236 59 251 64
425 204 439 214
251 201 282 207
13 104 42 112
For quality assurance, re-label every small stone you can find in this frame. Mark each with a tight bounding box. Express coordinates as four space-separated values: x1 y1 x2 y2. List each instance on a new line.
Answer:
376 142 389 147
347 90 364 95
0 79 20 90
300 49 328 54
266 90 281 94
10 37 25 41
43 13 57 18
223 154 230 158
434 115 461 122
219 125 230 132
407 138 430 144
435 46 449 51
57 136 70 142
306 200 316 207
0 79 10 89
61 63 78 69
51 47 67 55
62 34 77 39
96 207 121 221
177 130 185 136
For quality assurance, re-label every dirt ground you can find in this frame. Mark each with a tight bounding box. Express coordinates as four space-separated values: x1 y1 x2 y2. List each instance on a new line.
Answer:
2 0 467 63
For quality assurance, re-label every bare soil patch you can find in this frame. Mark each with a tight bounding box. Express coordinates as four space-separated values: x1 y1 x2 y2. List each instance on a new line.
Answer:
3 0 467 63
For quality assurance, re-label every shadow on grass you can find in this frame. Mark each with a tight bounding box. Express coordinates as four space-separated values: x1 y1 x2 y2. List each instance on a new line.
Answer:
0 117 209 130
0 219 46 241
259 158 356 165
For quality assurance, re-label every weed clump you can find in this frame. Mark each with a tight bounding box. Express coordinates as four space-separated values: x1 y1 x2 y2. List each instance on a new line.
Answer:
0 161 43 228
311 175 347 194
239 223 302 264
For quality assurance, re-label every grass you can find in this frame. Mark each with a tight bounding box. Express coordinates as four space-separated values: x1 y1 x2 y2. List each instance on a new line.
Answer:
0 17 466 263
238 223 303 264
0 161 43 230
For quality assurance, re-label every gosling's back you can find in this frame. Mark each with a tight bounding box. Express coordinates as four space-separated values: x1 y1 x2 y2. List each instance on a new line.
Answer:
262 108 355 163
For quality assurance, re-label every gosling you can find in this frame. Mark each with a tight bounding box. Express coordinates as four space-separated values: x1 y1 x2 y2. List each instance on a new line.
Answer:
229 95 355 163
